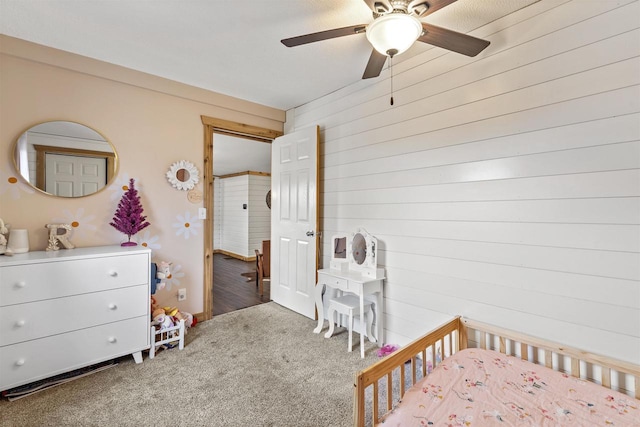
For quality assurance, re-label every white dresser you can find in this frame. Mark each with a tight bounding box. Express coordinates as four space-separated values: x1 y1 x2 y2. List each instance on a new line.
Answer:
0 245 151 392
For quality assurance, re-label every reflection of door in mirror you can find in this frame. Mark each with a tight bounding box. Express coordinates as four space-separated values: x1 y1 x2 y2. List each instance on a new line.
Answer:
35 145 115 197
14 121 116 197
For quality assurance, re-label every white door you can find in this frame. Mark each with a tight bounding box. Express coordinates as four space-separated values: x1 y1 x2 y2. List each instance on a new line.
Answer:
270 126 319 319
45 154 106 197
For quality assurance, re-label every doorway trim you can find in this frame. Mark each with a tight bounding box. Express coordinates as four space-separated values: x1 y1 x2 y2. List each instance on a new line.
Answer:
200 115 283 321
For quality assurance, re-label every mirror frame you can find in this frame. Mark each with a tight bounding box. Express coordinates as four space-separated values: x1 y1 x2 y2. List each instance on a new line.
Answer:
12 120 118 198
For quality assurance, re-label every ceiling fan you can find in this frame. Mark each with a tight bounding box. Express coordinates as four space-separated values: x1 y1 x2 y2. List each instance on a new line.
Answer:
281 0 490 79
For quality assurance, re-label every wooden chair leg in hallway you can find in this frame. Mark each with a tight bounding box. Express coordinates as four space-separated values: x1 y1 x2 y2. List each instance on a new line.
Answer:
255 249 265 296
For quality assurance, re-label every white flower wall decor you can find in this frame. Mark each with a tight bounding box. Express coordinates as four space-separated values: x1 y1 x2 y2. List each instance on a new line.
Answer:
173 211 202 239
0 167 34 199
52 208 97 240
166 160 199 191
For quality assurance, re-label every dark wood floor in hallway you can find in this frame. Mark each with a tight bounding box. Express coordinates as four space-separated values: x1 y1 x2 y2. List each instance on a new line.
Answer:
212 253 270 316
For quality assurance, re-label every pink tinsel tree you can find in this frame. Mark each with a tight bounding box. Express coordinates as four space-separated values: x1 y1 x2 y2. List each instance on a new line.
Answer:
110 178 150 246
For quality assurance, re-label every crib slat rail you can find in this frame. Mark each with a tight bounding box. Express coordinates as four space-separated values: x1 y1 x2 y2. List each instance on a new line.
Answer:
353 317 461 427
354 316 640 427
461 318 640 396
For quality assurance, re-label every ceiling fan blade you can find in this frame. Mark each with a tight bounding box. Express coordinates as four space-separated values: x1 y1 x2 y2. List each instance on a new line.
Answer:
410 0 458 17
362 49 387 79
418 23 490 57
281 24 367 47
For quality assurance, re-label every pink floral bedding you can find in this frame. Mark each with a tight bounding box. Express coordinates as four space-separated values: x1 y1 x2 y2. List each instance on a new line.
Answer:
378 348 639 426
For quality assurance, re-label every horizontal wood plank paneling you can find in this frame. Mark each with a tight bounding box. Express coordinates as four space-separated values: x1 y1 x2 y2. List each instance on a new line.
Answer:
248 174 271 253
321 218 638 253
324 170 640 205
322 197 640 224
289 0 640 366
323 141 640 192
213 179 222 249
323 114 640 175
220 175 249 257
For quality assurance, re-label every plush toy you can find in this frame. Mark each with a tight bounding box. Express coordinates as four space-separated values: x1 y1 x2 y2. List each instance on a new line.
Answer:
149 294 197 340
182 312 197 328
155 261 172 291
151 313 175 332
0 218 8 254
163 306 179 317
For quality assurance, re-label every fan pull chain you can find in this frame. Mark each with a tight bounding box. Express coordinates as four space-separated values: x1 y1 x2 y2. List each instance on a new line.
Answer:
389 56 394 106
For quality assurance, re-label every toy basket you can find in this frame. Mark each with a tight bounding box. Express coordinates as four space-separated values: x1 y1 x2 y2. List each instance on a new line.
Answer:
149 319 185 359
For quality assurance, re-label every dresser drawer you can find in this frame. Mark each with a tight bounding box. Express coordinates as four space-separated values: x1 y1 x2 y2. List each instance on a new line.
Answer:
319 273 348 292
0 316 149 392
0 253 149 306
0 284 149 346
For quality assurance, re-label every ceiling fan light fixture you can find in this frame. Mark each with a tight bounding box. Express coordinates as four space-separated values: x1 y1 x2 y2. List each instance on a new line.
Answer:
366 13 422 57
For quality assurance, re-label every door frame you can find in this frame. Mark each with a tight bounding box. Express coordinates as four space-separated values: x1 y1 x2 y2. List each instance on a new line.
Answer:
200 116 283 321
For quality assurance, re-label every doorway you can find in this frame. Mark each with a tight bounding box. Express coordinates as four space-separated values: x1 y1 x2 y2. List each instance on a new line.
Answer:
201 116 283 320
212 135 272 315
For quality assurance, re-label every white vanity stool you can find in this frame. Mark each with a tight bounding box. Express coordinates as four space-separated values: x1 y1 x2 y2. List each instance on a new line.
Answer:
325 294 374 354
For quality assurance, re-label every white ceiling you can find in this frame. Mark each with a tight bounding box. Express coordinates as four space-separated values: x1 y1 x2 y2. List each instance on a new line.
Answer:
0 0 540 111
213 134 271 176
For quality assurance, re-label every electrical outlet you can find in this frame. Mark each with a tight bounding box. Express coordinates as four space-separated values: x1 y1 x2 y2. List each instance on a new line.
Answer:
178 288 187 301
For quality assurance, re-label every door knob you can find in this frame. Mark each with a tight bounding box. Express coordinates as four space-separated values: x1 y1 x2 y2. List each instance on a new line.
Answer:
306 231 315 237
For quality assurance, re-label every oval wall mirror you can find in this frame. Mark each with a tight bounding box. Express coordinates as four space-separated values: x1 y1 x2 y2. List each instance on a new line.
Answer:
12 121 117 198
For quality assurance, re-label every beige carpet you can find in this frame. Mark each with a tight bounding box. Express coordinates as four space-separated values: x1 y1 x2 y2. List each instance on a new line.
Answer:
0 302 380 427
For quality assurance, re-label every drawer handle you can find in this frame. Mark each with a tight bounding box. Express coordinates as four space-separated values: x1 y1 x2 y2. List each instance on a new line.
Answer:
15 281 26 289
15 320 26 327
109 271 118 277
108 303 118 310
15 359 25 367
108 337 117 344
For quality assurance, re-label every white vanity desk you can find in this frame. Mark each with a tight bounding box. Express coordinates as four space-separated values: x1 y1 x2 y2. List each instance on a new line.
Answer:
313 229 385 356
313 268 384 342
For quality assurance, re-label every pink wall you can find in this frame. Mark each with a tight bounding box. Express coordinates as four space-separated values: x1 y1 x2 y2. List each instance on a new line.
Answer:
0 36 284 316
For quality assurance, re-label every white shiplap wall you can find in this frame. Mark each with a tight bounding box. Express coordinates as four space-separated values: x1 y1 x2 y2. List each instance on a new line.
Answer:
213 178 222 250
215 174 271 258
248 174 271 254
287 0 640 365
219 174 249 257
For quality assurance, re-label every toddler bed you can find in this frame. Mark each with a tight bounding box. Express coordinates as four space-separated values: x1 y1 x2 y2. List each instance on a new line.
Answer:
354 317 640 426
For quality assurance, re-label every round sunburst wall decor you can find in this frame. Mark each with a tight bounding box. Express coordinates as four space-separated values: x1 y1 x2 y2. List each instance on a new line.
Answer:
166 160 200 191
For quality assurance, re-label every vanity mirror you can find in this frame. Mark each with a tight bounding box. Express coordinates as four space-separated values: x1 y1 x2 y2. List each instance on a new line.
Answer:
12 121 117 198
347 228 378 278
329 233 348 271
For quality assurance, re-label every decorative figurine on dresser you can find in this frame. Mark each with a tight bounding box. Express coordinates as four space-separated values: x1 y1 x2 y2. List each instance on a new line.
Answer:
0 245 151 393
314 228 385 358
